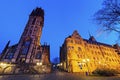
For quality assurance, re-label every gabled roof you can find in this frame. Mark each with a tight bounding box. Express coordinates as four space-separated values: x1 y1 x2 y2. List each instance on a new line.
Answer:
71 30 82 39
84 39 112 48
67 30 114 48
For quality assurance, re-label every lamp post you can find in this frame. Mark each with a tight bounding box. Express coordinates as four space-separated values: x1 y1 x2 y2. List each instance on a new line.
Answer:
36 62 42 66
0 62 7 68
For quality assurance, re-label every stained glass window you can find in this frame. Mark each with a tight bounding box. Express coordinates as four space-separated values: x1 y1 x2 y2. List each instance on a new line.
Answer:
36 52 42 59
21 40 31 55
6 52 14 59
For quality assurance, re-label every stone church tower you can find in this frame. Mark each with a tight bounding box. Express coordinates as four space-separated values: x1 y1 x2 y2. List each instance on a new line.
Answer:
0 8 51 73
12 8 46 63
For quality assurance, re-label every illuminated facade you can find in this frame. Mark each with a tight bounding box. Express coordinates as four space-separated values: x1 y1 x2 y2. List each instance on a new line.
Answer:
60 30 120 73
0 8 51 74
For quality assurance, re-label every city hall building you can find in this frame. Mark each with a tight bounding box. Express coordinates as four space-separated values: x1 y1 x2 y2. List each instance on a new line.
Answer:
60 30 120 73
0 8 51 74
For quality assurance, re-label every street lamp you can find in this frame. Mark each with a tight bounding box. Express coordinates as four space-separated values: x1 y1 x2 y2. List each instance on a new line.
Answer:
86 59 89 62
57 63 62 66
0 62 7 68
60 63 62 66
36 62 42 66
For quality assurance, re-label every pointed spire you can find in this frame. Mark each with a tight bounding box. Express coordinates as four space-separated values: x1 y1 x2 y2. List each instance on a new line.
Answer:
88 31 96 41
88 31 91 37
6 40 10 47
0 40 10 60
89 36 96 42
3 40 10 51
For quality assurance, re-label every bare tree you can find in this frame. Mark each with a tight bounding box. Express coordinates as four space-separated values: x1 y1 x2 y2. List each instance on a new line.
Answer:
93 0 120 36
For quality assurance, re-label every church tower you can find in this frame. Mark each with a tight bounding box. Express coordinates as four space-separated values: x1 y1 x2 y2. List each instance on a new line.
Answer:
0 7 51 74
12 8 45 63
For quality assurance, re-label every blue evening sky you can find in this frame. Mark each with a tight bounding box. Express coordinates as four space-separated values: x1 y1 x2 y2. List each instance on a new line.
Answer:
0 0 118 62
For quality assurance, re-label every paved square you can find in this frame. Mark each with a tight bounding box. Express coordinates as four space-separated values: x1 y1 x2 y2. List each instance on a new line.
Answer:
0 71 120 80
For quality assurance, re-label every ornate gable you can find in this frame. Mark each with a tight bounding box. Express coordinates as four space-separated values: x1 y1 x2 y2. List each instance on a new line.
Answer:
71 30 82 39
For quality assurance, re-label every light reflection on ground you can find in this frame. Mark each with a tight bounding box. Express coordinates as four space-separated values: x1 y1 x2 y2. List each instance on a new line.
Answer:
0 70 120 80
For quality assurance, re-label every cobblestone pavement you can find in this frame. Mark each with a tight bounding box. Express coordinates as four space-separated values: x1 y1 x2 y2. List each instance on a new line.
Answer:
0 71 120 80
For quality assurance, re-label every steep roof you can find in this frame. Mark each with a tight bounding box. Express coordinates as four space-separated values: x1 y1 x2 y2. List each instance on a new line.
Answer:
71 30 82 39
68 30 113 48
89 36 96 42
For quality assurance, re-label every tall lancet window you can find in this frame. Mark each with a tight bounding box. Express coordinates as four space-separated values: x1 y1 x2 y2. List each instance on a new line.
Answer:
5 48 16 59
36 51 42 59
21 40 31 55
6 52 14 59
32 18 36 25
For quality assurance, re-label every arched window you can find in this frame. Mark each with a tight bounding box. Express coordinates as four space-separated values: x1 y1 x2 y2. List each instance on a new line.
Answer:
21 40 31 55
36 52 42 59
78 47 81 51
21 48 28 55
24 40 31 46
5 52 14 59
32 18 36 25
